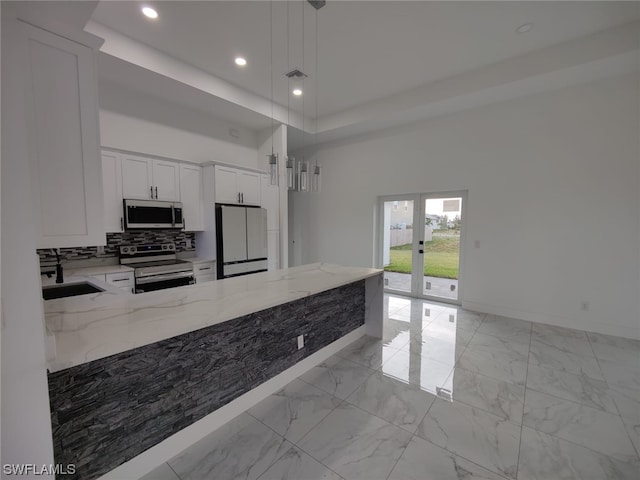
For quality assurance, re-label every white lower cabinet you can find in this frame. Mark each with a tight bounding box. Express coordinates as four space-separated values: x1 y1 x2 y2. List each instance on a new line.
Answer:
193 261 216 283
91 271 134 293
106 272 134 293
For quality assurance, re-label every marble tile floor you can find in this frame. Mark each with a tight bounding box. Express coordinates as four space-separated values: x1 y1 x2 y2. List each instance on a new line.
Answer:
142 294 640 480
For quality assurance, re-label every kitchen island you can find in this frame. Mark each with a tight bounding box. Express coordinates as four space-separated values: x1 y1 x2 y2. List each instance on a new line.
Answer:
45 263 383 480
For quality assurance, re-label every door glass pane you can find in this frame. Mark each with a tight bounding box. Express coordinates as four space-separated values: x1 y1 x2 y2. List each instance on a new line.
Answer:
383 200 414 294
423 197 461 300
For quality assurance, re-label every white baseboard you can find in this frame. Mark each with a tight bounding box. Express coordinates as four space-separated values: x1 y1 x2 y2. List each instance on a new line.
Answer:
98 326 366 480
462 300 640 340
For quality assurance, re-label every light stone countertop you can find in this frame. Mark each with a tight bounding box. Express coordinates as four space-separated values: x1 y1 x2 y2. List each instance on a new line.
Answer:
182 257 216 264
44 263 382 372
41 265 134 287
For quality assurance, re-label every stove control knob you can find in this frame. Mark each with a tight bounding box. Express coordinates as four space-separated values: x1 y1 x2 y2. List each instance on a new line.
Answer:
169 244 175 250
122 247 129 254
162 245 168 250
130 246 137 254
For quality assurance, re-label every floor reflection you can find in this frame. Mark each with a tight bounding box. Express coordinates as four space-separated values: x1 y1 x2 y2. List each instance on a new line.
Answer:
380 293 486 398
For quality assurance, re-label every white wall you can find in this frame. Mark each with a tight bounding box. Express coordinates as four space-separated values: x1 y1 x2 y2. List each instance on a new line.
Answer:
99 82 260 168
1 9 55 471
291 73 640 340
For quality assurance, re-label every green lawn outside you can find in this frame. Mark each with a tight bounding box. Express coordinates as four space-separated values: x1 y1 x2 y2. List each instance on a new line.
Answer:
385 236 460 279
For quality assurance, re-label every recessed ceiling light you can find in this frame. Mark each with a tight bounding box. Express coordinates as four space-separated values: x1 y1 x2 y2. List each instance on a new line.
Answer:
292 88 303 96
141 6 158 19
235 57 247 67
516 23 533 34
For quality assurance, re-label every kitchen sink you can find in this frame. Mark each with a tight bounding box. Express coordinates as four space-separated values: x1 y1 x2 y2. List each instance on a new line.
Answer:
42 282 105 300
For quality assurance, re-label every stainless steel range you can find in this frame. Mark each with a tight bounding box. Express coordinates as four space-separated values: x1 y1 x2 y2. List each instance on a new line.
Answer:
120 243 195 294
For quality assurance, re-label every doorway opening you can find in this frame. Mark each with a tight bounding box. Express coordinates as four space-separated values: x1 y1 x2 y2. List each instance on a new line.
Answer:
380 192 466 304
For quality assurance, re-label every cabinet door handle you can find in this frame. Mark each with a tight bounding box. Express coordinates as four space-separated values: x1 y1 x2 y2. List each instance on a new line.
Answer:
150 186 154 199
237 192 241 203
155 186 158 199
241 192 244 203
120 217 124 231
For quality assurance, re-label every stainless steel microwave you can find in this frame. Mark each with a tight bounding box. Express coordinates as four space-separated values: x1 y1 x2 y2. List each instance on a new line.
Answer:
123 199 184 230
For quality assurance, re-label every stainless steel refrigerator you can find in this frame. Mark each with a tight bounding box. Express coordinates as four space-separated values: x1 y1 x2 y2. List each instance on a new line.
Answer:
215 204 268 279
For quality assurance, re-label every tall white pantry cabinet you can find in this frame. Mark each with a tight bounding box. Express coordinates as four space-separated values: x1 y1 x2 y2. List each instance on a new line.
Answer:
21 21 105 248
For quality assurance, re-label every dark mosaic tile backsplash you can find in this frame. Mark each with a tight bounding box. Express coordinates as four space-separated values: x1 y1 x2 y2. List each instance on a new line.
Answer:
37 230 196 263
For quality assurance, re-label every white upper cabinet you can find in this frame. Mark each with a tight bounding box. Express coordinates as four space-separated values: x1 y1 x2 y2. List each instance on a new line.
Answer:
122 155 180 201
22 22 104 248
214 166 240 204
179 164 204 231
214 165 261 206
102 151 124 233
104 149 204 232
153 160 180 201
238 172 261 206
122 155 153 200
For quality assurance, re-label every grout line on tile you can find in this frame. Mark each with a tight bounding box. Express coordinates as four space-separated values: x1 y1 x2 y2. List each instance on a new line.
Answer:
586 332 640 461
520 423 640 468
514 321 533 480
166 462 181 480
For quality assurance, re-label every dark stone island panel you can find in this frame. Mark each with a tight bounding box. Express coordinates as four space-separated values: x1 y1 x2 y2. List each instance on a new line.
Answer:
47 280 365 480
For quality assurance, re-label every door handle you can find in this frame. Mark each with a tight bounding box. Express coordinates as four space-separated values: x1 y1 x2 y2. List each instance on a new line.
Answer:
155 186 158 199
150 186 153 199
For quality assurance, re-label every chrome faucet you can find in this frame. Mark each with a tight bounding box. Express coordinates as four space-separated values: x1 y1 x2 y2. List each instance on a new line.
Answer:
52 248 64 284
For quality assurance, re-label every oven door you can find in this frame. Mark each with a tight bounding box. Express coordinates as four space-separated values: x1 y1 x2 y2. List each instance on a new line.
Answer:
124 199 176 229
135 271 195 293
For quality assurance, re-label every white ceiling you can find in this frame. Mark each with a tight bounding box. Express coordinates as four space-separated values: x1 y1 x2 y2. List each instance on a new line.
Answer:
92 0 639 120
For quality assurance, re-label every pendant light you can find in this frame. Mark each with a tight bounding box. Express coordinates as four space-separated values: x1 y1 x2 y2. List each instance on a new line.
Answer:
285 0 296 191
266 0 278 186
285 0 325 193
298 0 310 193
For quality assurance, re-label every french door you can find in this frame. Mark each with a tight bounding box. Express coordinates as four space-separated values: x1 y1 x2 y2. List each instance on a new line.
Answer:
379 191 466 304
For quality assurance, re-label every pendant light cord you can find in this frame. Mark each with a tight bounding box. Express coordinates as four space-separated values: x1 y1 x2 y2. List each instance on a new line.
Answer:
270 0 274 156
315 4 318 170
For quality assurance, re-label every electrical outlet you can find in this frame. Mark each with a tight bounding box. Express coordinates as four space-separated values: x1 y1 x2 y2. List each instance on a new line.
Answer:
297 335 304 350
474 240 480 248
96 245 105 255
186 239 192 249
581 301 590 311
449 314 455 323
